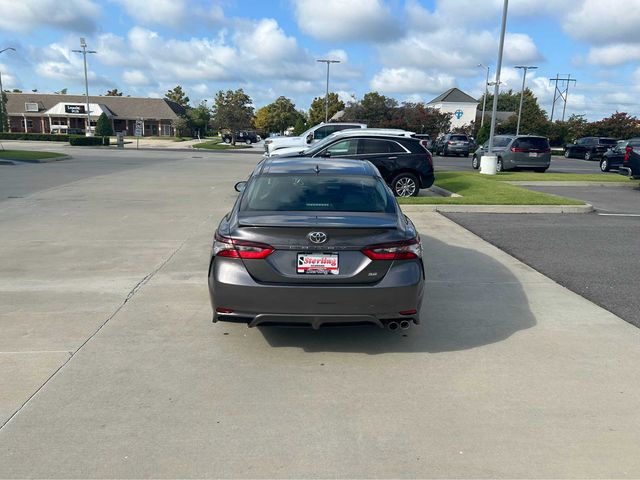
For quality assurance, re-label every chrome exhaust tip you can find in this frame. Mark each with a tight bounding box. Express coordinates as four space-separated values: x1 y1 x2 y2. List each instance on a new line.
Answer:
399 320 411 330
387 321 399 331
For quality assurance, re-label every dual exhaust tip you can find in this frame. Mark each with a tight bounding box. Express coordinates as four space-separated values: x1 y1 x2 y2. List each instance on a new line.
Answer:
387 320 411 331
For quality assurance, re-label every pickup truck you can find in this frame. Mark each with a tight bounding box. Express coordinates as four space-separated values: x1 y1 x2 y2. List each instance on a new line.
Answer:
263 122 366 155
618 140 640 179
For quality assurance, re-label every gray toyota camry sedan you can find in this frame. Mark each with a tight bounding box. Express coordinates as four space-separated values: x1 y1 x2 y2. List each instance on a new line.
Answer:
208 157 425 330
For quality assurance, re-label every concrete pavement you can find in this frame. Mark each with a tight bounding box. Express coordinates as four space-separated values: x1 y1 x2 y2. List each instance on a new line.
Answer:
1 151 640 477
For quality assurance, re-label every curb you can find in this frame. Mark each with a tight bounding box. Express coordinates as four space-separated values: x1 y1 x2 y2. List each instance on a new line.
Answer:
0 154 71 164
428 185 462 197
401 203 594 214
508 180 635 187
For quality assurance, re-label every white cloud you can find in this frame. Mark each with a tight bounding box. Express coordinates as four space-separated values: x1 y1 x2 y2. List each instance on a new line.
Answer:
504 33 543 64
293 0 401 42
111 0 188 28
0 64 20 89
586 43 640 66
122 70 149 86
563 0 640 44
0 0 100 33
370 67 455 95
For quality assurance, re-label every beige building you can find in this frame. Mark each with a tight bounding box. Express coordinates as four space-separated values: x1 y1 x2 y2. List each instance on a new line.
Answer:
4 93 186 136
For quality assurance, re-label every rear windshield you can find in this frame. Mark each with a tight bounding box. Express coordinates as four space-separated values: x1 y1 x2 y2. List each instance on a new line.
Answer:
493 136 512 147
598 138 617 145
513 137 549 150
241 175 395 213
450 135 468 141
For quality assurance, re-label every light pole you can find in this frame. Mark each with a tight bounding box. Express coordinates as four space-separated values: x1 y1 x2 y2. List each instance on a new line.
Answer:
477 63 490 129
316 59 340 123
514 65 537 135
72 38 96 136
487 0 509 155
0 47 16 134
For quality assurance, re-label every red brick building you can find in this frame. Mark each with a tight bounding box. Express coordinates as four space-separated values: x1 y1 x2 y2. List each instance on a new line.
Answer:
4 93 186 136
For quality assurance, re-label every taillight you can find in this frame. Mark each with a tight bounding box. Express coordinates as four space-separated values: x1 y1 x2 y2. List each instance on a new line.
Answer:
511 147 526 152
448 140 454 144
362 237 422 260
624 146 633 163
213 232 274 259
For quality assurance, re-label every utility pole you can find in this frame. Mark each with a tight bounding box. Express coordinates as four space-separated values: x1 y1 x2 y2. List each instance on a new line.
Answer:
477 64 490 128
488 0 509 154
0 47 16 133
316 59 340 123
549 74 576 122
72 38 96 136
514 65 537 135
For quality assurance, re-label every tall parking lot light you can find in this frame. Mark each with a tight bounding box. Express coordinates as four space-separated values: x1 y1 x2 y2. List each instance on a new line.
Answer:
72 38 96 136
515 65 538 135
488 0 509 155
316 59 340 123
477 63 490 129
0 47 16 134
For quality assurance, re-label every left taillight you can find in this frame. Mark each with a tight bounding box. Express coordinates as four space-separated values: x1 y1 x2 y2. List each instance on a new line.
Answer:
213 232 274 259
361 237 422 260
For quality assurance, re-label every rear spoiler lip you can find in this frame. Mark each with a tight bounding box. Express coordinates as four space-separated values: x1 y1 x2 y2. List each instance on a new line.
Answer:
238 212 399 229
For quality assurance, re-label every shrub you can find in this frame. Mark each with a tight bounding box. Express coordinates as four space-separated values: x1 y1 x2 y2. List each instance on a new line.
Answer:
0 132 70 142
69 136 110 146
95 112 114 137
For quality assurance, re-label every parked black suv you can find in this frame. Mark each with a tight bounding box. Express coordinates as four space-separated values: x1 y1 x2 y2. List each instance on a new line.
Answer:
564 137 617 160
618 141 640 179
435 133 471 157
599 139 640 172
222 130 261 145
274 132 434 197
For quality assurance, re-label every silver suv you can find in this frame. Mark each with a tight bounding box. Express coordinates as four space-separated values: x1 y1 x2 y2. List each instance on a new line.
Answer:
472 135 551 172
264 122 366 154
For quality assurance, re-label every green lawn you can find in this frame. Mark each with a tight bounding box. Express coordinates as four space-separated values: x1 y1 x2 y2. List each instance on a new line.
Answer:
192 139 251 150
398 172 584 205
0 150 65 160
480 172 629 182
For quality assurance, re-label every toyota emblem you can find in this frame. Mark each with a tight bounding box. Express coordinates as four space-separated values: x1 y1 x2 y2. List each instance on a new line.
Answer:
307 231 328 244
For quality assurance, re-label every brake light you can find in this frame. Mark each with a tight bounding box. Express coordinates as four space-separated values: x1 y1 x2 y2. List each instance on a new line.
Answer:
448 140 454 144
624 146 633 163
511 147 526 152
213 232 274 259
362 237 422 260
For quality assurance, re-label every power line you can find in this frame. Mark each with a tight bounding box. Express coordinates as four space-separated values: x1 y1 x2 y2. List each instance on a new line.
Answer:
549 74 576 122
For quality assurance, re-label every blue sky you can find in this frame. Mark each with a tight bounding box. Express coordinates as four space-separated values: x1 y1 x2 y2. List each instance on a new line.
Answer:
1 0 639 120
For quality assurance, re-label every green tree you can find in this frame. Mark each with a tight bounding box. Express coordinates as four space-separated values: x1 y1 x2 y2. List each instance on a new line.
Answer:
308 93 345 125
254 96 301 134
292 116 307 135
94 112 114 137
165 85 190 107
211 89 254 143
590 112 640 139
54 88 67 95
11 88 22 93
171 116 189 137
360 92 397 127
186 103 212 136
477 88 547 135
0 91 8 132
106 88 124 96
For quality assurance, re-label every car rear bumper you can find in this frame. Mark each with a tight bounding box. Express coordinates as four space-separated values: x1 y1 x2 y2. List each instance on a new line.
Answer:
445 146 469 154
209 257 424 328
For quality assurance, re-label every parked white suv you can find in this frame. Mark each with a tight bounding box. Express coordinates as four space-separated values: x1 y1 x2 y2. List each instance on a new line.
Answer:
264 122 366 155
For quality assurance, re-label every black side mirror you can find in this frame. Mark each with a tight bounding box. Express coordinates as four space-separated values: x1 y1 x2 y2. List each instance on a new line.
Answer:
306 133 314 144
322 150 332 158
234 181 247 193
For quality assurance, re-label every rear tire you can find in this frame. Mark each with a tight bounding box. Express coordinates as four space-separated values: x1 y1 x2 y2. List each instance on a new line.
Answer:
391 173 419 197
245 139 252 145
496 158 504 172
564 149 570 158
600 159 610 172
585 151 592 161
223 137 231 144
472 155 480 169
441 147 447 157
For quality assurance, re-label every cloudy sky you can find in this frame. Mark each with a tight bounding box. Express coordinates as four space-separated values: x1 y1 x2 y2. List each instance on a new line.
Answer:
1 0 639 120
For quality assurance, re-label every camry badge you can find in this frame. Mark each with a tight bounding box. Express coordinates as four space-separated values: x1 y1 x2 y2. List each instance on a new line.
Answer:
307 231 328 244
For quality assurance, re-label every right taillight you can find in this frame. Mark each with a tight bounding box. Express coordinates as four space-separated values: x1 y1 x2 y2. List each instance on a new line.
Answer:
213 232 274 259
624 146 633 163
362 237 422 260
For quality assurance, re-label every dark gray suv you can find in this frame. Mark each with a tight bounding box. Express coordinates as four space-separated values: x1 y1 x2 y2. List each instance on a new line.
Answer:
435 133 471 157
208 157 425 330
472 135 551 172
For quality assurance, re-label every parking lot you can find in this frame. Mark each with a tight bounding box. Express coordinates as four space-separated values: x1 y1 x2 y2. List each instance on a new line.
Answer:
1 148 640 477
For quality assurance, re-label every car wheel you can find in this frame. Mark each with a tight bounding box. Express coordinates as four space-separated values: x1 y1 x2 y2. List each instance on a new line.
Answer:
564 149 570 158
600 159 610 172
496 158 504 172
585 151 592 161
442 147 447 157
391 173 419 197
245 139 252 145
223 138 231 144
472 155 480 169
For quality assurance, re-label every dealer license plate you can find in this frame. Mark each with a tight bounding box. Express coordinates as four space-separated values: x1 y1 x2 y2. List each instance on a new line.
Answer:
297 253 339 275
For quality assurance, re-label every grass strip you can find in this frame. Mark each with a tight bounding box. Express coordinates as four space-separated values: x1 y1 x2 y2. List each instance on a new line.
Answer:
398 172 584 205
192 140 251 150
478 172 629 182
0 150 65 160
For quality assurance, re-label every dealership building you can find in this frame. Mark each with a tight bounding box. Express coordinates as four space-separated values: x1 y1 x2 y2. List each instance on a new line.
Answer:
4 93 186 136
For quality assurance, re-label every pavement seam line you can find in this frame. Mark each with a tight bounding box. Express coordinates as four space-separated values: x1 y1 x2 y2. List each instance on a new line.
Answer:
0 213 213 432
